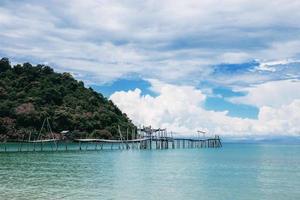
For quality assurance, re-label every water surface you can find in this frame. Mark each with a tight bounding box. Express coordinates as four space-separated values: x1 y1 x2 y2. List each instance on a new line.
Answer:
0 143 299 200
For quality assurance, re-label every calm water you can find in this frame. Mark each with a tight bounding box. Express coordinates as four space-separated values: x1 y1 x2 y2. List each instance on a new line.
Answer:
0 143 299 200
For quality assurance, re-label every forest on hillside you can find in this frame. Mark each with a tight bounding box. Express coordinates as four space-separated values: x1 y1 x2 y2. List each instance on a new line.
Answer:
0 57 135 141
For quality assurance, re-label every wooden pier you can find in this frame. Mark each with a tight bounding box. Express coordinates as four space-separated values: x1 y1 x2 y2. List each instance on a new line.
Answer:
0 137 222 152
0 125 222 152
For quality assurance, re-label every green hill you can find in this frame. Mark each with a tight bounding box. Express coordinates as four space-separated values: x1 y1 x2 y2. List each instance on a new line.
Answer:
0 57 135 140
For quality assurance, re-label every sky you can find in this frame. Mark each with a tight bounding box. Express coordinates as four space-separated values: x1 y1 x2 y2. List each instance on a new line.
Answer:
0 0 300 139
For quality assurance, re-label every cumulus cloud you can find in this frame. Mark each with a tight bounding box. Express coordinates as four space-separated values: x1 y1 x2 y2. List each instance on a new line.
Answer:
230 79 300 107
110 80 300 137
256 100 300 134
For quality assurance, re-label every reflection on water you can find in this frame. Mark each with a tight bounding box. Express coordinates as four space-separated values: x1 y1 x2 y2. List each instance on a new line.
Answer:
0 143 299 200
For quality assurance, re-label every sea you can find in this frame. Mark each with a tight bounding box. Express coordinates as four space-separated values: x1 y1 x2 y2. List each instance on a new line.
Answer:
0 143 299 200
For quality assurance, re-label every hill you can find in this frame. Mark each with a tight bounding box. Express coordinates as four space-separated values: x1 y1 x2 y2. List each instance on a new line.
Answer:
0 57 135 140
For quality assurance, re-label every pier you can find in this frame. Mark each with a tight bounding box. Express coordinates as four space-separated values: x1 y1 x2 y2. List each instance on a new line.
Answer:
0 125 222 152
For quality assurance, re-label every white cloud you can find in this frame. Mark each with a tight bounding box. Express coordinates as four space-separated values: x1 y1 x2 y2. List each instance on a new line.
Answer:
230 79 300 107
255 100 300 134
218 52 252 63
0 0 300 85
110 80 300 137
257 40 300 61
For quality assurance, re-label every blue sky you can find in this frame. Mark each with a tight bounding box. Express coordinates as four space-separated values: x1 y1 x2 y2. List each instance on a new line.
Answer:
0 0 300 138
91 78 155 97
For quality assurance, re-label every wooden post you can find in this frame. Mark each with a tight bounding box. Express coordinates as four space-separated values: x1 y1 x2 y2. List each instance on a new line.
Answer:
17 136 20 152
55 141 58 151
27 132 31 151
126 128 129 141
50 142 53 151
19 135 24 152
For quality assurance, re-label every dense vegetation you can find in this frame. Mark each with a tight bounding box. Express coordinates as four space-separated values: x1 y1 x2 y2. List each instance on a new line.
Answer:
0 58 135 141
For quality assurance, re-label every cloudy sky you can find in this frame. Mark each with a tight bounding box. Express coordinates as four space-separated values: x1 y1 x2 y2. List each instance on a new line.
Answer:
1 0 300 139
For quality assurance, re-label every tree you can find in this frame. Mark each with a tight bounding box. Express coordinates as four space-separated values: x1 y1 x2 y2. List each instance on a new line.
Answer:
0 58 11 73
90 129 112 139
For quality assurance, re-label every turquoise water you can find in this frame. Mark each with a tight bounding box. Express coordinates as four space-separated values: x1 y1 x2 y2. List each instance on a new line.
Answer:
0 143 299 200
